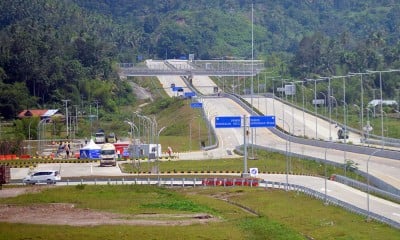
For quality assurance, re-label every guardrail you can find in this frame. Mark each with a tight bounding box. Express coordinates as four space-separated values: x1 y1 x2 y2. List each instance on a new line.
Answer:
332 174 400 201
270 181 400 230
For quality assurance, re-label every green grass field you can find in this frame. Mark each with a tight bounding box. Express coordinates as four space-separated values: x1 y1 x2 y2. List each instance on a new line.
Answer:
0 185 398 240
121 150 363 183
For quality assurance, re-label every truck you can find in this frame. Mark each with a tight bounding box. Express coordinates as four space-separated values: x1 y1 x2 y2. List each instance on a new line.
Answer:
100 143 117 167
95 129 106 144
0 165 11 189
106 132 117 143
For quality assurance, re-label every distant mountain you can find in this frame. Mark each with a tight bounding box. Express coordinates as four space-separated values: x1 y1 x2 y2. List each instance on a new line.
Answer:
1 0 400 119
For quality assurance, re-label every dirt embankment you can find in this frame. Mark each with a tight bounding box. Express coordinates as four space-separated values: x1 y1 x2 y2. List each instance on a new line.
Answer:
0 186 218 226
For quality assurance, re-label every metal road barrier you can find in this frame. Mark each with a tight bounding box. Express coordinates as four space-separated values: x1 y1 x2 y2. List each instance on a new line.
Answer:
264 181 400 230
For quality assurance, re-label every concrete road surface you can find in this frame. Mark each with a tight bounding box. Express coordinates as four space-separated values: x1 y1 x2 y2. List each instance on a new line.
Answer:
146 60 189 97
243 95 363 143
167 60 218 95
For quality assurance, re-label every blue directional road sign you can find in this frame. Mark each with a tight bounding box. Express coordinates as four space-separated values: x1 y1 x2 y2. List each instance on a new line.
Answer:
249 115 276 128
185 92 196 98
215 116 242 128
190 102 203 108
172 86 183 92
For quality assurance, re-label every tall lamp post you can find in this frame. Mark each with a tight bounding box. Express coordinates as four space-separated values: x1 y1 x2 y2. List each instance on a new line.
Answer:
319 91 327 116
396 88 400 118
62 99 70 138
278 118 291 191
304 78 319 139
324 147 329 204
301 83 306 137
28 119 34 156
342 99 348 176
353 104 362 140
189 116 199 151
365 108 373 141
124 119 139 162
381 110 388 139
156 126 167 177
329 95 338 124
366 70 399 147
314 79 318 139
327 77 332 141
367 149 382 220
349 72 366 143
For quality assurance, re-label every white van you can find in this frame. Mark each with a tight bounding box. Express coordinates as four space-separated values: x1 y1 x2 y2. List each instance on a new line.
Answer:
23 170 61 185
95 131 106 144
100 143 117 166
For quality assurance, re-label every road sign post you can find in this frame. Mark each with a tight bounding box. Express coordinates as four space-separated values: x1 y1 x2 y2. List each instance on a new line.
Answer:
214 115 276 178
190 102 203 109
249 116 276 128
215 116 241 128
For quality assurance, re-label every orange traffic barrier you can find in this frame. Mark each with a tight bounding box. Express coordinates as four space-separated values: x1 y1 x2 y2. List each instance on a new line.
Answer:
19 155 31 160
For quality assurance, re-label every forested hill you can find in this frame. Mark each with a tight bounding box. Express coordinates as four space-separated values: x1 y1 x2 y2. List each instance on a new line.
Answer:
1 0 400 119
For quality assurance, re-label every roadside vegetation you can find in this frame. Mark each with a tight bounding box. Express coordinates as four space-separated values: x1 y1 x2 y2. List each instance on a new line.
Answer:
121 149 363 182
0 185 398 239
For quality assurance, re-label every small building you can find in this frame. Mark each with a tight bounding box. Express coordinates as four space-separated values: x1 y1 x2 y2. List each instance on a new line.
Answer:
17 109 61 121
368 99 398 107
127 144 162 159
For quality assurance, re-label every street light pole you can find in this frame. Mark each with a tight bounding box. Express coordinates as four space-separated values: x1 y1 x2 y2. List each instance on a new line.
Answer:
278 118 291 191
324 147 329 204
381 110 388 139
396 88 400 118
189 117 198 151
366 69 400 147
301 82 306 137
243 115 248 177
353 104 362 140
93 100 99 121
328 77 332 141
62 99 70 138
365 108 373 141
367 149 382 220
342 99 348 176
28 119 33 156
319 91 327 116
157 126 166 177
314 79 318 139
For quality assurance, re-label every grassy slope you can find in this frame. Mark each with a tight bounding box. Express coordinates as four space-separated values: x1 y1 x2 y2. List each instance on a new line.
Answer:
0 185 398 240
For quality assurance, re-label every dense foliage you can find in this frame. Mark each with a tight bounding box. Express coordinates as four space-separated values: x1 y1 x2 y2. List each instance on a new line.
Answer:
0 0 135 119
1 0 400 120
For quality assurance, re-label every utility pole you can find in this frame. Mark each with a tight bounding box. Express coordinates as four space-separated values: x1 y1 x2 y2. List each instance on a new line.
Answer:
74 105 78 132
62 100 70 138
93 100 99 121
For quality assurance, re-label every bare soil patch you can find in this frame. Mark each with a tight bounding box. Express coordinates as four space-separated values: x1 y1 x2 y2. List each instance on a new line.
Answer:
0 187 219 226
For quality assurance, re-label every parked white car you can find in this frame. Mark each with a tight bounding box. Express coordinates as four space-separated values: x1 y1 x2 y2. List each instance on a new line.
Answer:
23 170 61 185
